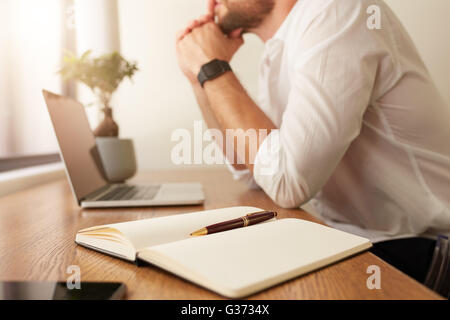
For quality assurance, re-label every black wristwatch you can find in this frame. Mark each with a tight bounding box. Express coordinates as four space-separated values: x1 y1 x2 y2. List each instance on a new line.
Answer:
197 59 232 87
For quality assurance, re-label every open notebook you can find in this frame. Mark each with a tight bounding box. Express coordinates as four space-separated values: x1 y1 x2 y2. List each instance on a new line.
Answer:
76 206 372 298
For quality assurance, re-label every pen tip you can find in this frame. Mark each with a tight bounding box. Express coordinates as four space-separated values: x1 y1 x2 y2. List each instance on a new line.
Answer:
190 228 208 237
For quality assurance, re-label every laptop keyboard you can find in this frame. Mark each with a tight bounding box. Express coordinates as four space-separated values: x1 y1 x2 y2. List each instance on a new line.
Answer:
98 185 161 202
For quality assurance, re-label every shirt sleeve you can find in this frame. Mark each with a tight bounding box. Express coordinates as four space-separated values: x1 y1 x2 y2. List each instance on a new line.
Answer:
253 0 381 208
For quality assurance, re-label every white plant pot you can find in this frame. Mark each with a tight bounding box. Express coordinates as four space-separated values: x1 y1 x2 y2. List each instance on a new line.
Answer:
96 138 137 183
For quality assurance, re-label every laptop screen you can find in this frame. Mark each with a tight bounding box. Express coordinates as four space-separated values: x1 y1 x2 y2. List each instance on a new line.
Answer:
43 91 107 202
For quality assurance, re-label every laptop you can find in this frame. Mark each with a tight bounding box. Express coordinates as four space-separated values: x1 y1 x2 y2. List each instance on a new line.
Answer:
43 90 205 208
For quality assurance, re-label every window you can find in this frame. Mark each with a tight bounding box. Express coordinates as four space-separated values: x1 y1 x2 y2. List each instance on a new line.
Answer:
0 0 75 171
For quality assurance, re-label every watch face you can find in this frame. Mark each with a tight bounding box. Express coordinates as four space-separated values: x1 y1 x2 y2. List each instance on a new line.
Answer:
204 60 224 77
198 60 231 87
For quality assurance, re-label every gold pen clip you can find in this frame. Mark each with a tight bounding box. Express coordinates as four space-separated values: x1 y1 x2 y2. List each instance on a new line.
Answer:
246 211 278 218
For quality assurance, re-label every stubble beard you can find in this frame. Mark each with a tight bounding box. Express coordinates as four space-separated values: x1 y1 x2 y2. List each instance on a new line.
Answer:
217 0 275 34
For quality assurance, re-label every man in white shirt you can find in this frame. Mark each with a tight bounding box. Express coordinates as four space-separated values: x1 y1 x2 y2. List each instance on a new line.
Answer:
175 0 450 284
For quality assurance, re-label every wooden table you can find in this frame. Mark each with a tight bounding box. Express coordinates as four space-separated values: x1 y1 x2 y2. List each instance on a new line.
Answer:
0 169 442 300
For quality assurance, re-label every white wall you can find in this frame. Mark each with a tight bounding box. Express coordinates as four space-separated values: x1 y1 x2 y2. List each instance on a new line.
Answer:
385 0 450 105
114 0 449 171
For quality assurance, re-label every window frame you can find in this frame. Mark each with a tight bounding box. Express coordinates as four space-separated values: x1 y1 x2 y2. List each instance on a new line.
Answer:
0 154 61 173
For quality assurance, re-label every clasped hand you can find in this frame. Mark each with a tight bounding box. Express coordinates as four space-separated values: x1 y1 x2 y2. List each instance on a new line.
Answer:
176 8 243 85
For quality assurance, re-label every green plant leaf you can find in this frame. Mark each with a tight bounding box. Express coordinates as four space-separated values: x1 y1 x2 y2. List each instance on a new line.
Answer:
58 50 139 108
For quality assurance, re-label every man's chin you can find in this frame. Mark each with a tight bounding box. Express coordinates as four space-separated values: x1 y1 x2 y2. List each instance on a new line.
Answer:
217 19 241 35
215 12 234 34
216 21 232 35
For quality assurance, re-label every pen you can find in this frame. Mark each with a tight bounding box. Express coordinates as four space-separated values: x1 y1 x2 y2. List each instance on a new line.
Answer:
190 211 278 237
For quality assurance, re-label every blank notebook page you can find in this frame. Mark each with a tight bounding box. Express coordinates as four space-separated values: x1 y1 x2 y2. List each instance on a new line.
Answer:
139 218 371 298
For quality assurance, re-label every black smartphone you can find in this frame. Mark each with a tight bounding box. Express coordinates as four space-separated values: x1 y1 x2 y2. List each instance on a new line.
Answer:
0 282 126 300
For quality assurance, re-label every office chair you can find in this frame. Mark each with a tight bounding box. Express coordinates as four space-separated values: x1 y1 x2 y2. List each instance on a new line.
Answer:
424 235 450 299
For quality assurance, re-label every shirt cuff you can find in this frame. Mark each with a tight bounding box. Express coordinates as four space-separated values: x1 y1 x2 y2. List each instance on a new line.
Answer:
225 160 261 190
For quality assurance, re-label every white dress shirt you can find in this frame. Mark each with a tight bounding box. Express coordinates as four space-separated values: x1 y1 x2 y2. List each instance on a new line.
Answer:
229 0 450 242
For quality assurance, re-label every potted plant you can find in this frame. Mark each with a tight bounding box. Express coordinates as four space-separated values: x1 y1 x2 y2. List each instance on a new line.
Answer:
59 51 139 183
59 50 138 137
